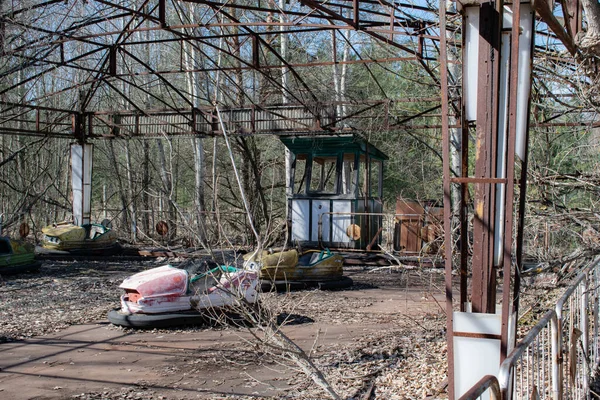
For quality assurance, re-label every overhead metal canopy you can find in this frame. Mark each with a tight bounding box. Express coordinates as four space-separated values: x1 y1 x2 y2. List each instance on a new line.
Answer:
0 0 591 142
0 0 448 139
280 135 388 160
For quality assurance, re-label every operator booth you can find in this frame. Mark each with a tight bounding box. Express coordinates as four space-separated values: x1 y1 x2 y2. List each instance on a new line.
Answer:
281 135 387 250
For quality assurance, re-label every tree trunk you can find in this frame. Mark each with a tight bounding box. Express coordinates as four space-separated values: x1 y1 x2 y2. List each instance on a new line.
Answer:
156 138 177 240
142 140 150 236
238 137 270 232
340 30 350 119
211 137 221 244
579 0 600 54
280 0 289 104
280 0 293 235
180 3 207 245
108 141 130 232
124 141 137 241
193 138 207 244
448 39 462 218
239 141 256 244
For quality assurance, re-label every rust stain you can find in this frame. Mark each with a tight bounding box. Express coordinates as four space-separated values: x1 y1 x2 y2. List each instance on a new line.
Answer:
255 249 344 281
475 202 484 219
41 222 117 251
475 137 482 155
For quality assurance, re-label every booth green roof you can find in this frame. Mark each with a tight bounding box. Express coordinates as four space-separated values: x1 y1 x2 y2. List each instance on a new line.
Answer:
280 135 388 160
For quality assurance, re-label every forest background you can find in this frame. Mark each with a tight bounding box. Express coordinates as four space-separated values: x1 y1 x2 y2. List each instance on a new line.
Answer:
0 0 599 264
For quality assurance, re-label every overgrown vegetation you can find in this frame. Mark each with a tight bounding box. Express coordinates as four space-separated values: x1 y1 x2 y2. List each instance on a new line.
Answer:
0 0 598 261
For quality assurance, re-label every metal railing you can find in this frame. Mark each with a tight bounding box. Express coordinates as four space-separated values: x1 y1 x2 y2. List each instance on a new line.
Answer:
553 258 600 399
459 375 502 400
85 101 391 138
462 257 600 400
498 310 557 400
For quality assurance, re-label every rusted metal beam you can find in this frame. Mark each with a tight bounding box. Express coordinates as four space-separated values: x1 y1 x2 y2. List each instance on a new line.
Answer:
3 14 114 49
0 102 77 114
0 0 65 18
4 115 592 139
471 0 502 314
439 0 455 398
450 177 507 184
321 101 390 128
119 47 194 108
388 104 441 127
74 2 157 114
2 46 109 85
109 46 117 76
453 332 502 340
252 36 260 68
84 0 155 25
500 0 522 362
159 0 166 28
295 0 427 60
297 0 355 25
0 0 448 129
205 5 320 103
510 1 534 362
514 132 529 327
460 120 469 313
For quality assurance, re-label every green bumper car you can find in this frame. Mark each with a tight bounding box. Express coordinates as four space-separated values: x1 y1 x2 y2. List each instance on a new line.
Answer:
0 236 40 275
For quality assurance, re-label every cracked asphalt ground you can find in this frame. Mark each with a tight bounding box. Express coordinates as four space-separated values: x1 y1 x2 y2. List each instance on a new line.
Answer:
0 259 468 399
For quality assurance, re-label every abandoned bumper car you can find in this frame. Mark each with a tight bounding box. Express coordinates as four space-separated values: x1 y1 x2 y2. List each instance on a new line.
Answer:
0 236 40 275
246 248 353 291
108 248 350 328
108 264 259 328
41 221 120 254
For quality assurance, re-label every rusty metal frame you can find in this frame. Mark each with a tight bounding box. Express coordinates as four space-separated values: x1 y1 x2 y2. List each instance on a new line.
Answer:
0 0 452 139
470 0 502 315
439 0 455 397
459 375 501 400
500 0 521 363
0 2 593 399
0 0 586 141
0 98 449 138
441 0 537 396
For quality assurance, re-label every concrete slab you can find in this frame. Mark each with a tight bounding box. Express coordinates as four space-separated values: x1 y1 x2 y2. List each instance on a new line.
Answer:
0 320 391 399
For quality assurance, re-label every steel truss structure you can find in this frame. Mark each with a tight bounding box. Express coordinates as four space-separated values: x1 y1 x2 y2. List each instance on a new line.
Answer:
0 0 593 141
0 0 456 140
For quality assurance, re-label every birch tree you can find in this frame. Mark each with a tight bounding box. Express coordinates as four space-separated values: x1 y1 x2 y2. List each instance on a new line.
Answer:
178 2 207 245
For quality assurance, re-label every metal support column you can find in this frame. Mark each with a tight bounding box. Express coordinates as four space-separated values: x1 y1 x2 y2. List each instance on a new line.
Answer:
470 0 502 314
443 0 536 398
71 143 94 226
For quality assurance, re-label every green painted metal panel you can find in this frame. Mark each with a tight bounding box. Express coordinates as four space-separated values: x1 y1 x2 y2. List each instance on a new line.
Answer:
280 135 388 160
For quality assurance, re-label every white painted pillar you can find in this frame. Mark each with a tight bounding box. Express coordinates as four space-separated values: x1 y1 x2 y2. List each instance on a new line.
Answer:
71 143 93 226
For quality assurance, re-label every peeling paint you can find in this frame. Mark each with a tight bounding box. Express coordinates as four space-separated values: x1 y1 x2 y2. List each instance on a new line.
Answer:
248 249 344 282
118 265 259 314
41 222 117 251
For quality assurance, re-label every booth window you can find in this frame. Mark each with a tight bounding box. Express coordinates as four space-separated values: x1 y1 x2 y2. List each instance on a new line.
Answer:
341 153 357 195
357 155 382 198
294 155 308 194
357 154 367 197
309 156 337 194
370 160 382 198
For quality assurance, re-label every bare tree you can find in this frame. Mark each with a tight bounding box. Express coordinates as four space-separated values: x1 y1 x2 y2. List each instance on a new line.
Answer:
578 0 600 55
